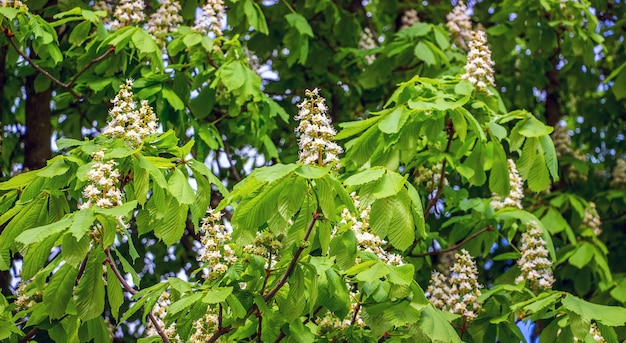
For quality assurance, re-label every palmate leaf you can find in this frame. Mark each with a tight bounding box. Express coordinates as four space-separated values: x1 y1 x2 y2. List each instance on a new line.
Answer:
561 293 626 327
168 168 196 205
488 139 510 196
153 199 188 246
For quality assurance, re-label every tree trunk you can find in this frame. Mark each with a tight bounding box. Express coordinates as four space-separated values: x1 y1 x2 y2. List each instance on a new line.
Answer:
24 73 52 170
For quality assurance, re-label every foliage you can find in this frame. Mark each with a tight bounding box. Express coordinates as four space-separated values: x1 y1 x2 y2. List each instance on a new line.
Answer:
0 0 625 342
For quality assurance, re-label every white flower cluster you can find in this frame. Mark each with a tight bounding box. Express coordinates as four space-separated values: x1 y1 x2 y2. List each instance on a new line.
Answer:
358 28 377 65
515 221 555 290
110 0 145 29
415 162 448 191
491 159 524 210
146 0 183 48
569 322 605 343
610 159 626 188
337 193 404 266
198 209 237 280
461 30 496 94
294 88 343 170
400 8 419 29
190 307 220 342
446 1 473 50
14 281 38 311
79 150 123 209
92 1 111 13
0 0 27 9
427 249 483 321
194 0 225 37
551 124 589 182
582 202 602 236
316 288 365 333
102 79 159 148
146 291 180 341
243 231 284 269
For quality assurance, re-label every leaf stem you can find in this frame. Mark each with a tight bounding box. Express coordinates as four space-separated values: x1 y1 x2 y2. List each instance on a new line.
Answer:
104 248 171 343
281 0 297 14
408 226 493 258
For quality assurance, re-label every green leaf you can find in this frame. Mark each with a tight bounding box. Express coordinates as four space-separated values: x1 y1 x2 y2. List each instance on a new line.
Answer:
336 116 381 140
370 192 414 251
162 87 185 110
387 264 415 286
414 41 436 66
44 264 78 319
217 61 247 91
278 175 306 221
378 107 409 134
154 200 188 246
132 28 158 54
168 168 196 205
356 262 389 282
202 286 233 304
405 182 426 239
74 251 106 321
294 164 330 179
69 208 95 240
568 242 595 269
372 171 405 199
16 215 73 245
169 292 204 315
518 116 553 137
418 306 462 343
344 168 385 187
488 140 510 196
107 264 124 320
0 170 39 190
561 293 626 327
539 135 559 181
38 159 70 178
527 147 551 192
285 13 313 37
69 20 91 45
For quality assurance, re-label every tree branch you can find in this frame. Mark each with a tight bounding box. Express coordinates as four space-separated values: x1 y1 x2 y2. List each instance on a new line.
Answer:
424 119 455 220
263 212 319 302
408 226 493 258
208 212 320 343
104 249 171 343
3 28 115 100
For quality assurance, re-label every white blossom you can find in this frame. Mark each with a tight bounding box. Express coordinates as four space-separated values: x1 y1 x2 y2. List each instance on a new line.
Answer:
295 88 343 170
446 1 473 50
491 159 524 210
582 202 602 236
146 0 183 48
102 79 159 148
145 291 181 341
243 230 284 269
400 8 419 30
194 0 225 37
515 221 555 290
198 209 236 280
461 30 496 94
334 192 404 266
610 159 626 188
110 0 145 29
358 28 377 65
415 162 448 190
80 150 123 209
0 0 27 9
190 307 220 342
427 249 483 321
316 287 365 334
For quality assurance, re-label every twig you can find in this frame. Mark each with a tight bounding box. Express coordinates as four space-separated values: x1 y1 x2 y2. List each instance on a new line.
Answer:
349 291 364 326
104 249 171 343
408 226 493 258
18 328 39 343
3 29 115 100
263 212 319 302
207 212 320 343
74 250 92 286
